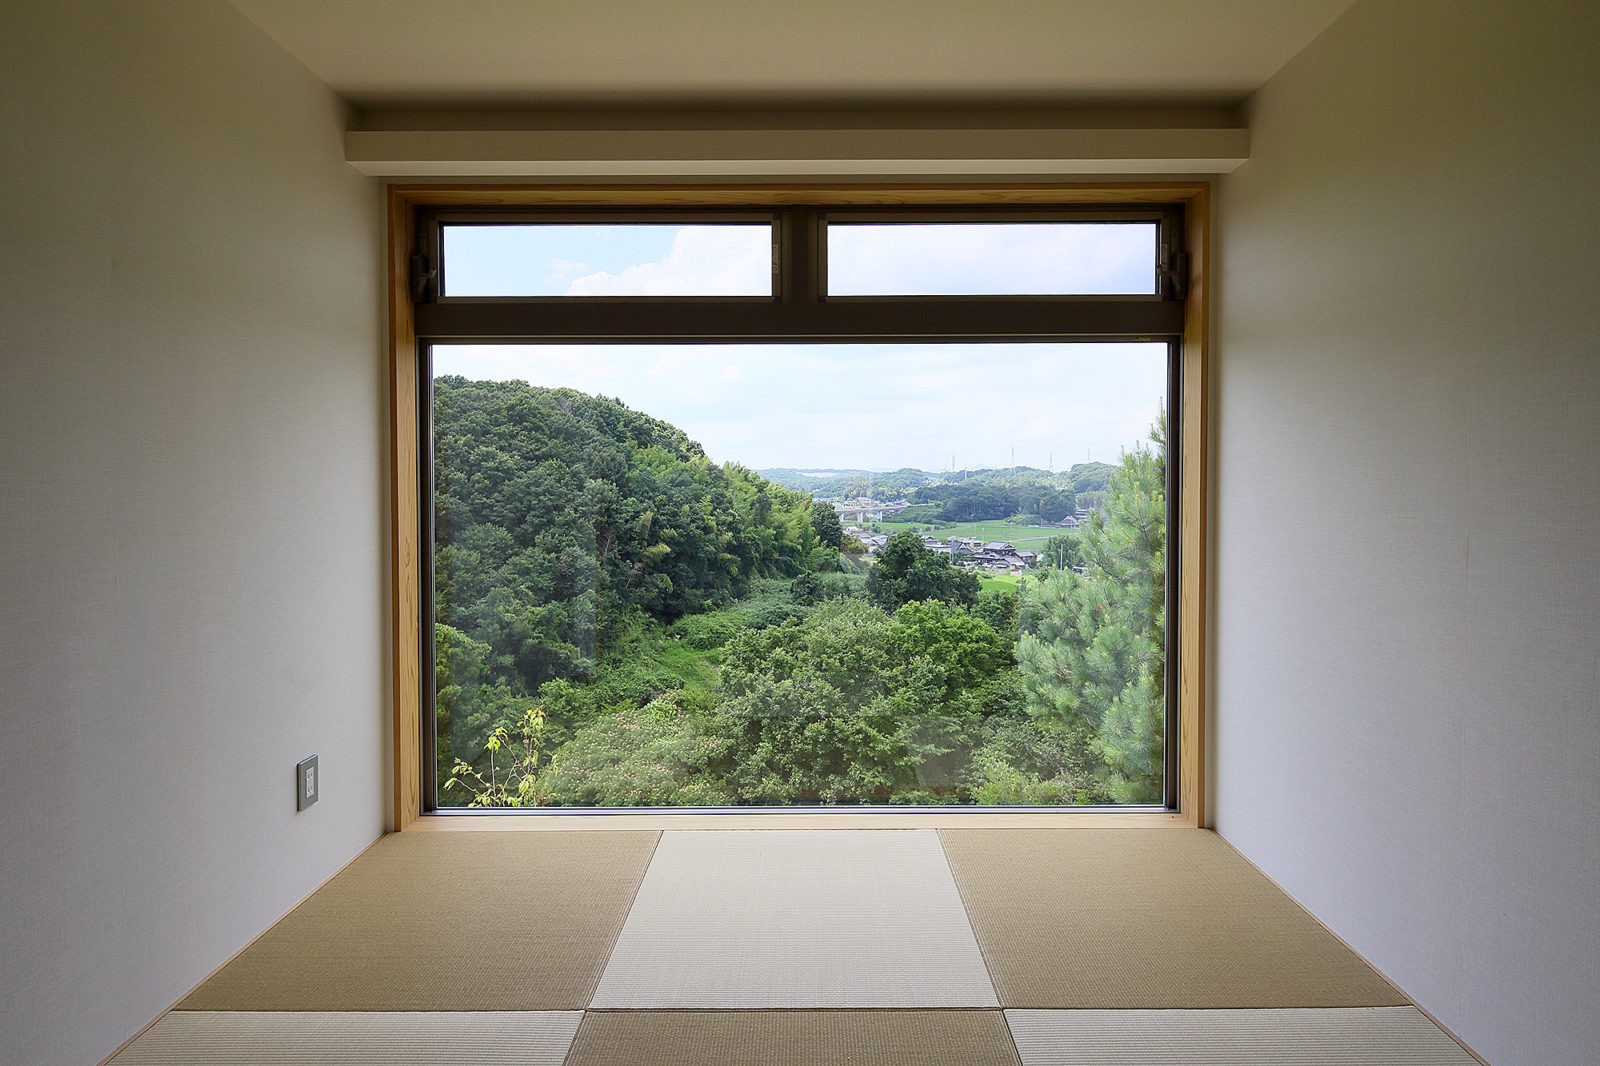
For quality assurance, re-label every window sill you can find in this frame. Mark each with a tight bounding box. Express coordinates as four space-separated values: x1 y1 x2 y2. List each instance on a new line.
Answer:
403 809 1197 831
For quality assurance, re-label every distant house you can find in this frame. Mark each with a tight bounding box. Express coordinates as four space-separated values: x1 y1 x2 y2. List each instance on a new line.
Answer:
1056 515 1080 528
982 541 1015 553
946 537 979 558
973 549 1026 570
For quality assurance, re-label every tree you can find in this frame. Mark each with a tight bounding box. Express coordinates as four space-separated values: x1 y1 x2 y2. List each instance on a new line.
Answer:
433 622 490 799
973 586 1020 640
713 600 912 803
789 571 823 606
810 499 844 549
712 598 1017 804
891 599 1012 703
1016 414 1166 803
865 531 979 611
1040 532 1084 572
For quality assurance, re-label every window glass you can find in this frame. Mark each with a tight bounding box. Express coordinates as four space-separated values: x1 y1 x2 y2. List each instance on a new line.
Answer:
441 223 772 296
827 222 1157 295
430 342 1169 808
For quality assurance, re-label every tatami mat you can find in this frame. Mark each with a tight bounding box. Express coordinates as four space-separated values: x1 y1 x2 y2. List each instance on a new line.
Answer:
589 830 999 1008
1005 1007 1478 1064
566 1010 1021 1066
110 1011 581 1064
138 828 1472 1063
940 829 1405 1009
180 831 658 1011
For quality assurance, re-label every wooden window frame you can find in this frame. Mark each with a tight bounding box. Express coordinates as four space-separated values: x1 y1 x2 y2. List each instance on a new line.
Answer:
387 183 1209 831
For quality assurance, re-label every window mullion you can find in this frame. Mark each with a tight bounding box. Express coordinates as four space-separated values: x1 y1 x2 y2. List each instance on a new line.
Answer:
777 207 821 304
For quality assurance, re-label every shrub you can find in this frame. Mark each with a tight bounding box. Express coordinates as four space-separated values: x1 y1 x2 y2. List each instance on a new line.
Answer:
542 695 730 806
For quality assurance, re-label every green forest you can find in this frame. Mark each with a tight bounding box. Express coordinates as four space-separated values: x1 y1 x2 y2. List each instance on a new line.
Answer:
432 376 1167 808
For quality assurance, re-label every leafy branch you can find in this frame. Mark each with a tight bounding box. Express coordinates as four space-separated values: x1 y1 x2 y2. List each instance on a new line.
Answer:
444 700 556 807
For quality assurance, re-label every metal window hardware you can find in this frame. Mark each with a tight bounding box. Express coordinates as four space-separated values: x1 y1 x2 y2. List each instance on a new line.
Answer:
1158 249 1189 301
410 252 437 302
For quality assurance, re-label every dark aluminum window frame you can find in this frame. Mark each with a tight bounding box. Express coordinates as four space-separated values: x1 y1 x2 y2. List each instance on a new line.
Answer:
413 203 1185 814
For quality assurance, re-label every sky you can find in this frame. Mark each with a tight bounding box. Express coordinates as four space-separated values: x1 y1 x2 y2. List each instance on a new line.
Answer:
443 224 772 296
434 223 1167 472
441 221 1155 297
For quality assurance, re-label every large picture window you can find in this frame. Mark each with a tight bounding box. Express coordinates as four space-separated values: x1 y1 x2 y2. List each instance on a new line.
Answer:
410 204 1187 812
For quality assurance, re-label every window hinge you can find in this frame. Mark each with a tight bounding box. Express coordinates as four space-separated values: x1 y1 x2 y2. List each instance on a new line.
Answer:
1158 249 1188 301
410 252 437 303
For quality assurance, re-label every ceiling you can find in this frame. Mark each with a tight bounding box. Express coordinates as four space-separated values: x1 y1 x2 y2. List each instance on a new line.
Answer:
226 0 1356 112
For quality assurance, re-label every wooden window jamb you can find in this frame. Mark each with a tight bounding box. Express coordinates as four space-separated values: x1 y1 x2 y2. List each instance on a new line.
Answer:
387 183 1208 831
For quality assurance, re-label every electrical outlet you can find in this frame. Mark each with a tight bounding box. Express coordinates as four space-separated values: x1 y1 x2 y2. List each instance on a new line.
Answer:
296 755 319 811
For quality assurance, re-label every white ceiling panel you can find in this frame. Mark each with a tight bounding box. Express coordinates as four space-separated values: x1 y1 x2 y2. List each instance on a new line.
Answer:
226 0 1356 109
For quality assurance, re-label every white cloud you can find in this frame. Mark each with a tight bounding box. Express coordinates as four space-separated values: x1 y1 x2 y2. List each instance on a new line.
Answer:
564 226 770 295
547 257 590 280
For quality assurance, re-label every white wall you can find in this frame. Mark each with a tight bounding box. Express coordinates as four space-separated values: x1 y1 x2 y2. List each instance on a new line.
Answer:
1215 2 1599 1063
0 3 384 1063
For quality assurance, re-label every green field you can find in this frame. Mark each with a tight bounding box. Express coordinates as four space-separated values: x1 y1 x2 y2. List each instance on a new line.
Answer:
879 518 1064 549
978 572 1027 592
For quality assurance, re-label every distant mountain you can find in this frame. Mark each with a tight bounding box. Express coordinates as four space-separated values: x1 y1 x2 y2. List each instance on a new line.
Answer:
758 461 1120 524
758 468 939 498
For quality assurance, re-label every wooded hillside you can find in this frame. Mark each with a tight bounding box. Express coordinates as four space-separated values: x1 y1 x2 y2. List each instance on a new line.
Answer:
433 378 1166 808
